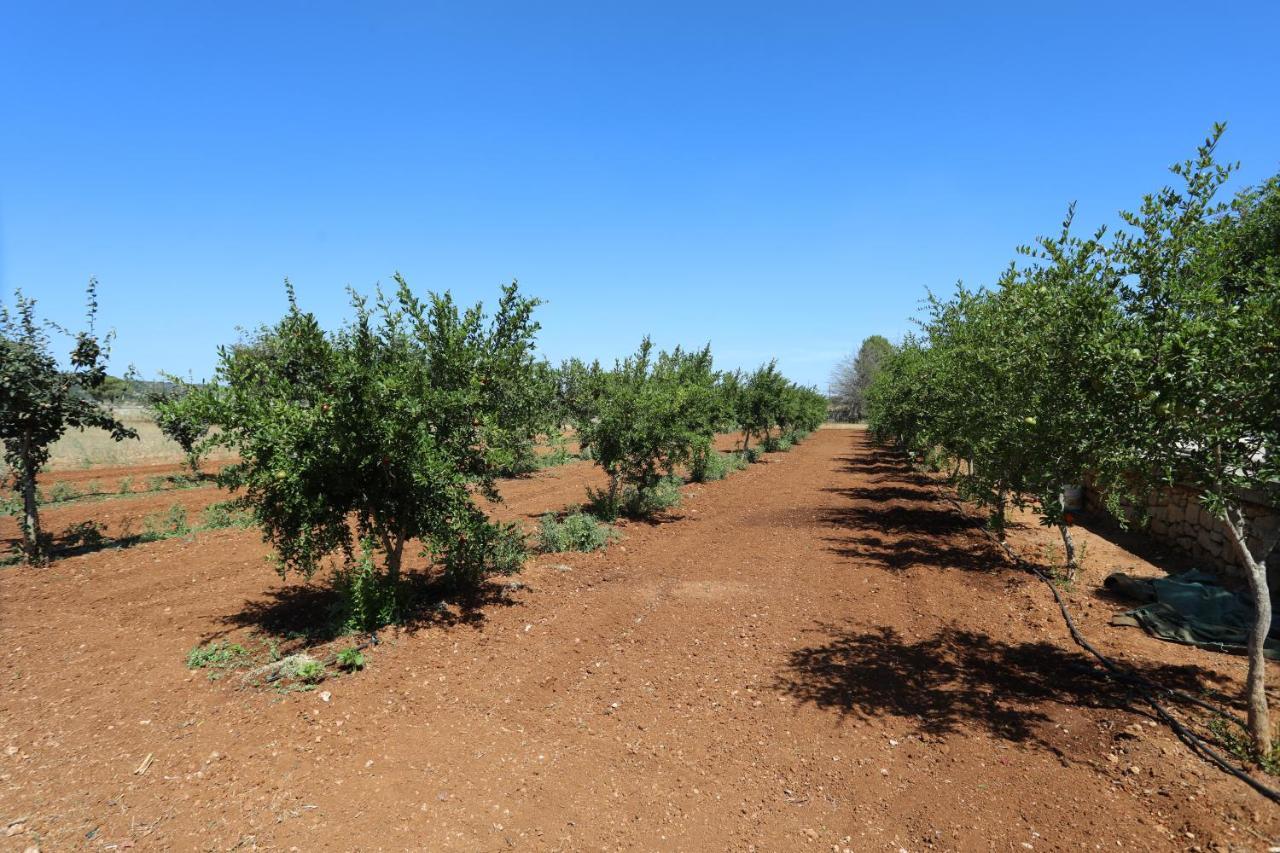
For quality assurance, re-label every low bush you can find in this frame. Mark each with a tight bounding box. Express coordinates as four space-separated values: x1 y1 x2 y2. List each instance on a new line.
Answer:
201 500 254 530
537 511 616 552
330 542 403 633
762 434 792 453
47 481 79 503
690 448 747 482
143 504 190 540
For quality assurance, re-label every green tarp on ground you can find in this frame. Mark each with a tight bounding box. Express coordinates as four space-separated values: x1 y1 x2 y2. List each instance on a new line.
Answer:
1106 569 1280 660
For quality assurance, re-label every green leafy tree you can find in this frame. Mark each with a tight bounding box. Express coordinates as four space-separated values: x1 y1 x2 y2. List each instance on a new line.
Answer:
736 361 789 452
201 276 542 605
0 280 136 563
576 338 719 517
148 376 216 476
830 334 894 422
1111 127 1280 753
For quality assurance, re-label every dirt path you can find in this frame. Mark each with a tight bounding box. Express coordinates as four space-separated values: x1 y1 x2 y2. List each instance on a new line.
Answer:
1 429 1275 850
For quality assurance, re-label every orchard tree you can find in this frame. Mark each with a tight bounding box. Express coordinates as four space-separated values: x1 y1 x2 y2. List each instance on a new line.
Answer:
993 207 1128 574
736 361 789 452
0 280 136 563
830 334 894 422
576 338 719 517
1112 127 1280 754
148 376 216 476
202 276 543 606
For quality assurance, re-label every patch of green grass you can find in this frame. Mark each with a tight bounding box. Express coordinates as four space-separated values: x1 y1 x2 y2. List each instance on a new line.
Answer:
185 641 250 679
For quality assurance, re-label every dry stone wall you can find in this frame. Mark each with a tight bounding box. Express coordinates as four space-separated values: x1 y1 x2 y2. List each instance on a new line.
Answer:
1087 482 1279 582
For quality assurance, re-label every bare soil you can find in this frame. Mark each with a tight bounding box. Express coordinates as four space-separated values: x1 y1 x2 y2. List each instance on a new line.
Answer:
1 429 1276 851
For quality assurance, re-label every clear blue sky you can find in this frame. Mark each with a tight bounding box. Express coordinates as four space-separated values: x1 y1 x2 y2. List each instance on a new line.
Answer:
3 1 1278 389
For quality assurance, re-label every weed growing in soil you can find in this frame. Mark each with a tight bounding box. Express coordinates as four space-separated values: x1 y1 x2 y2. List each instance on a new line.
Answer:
762 434 792 453
293 660 326 684
331 542 402 633
47 481 79 503
537 511 617 552
1208 716 1280 776
337 647 366 671
690 449 747 483
143 504 190 540
117 476 134 494
185 641 250 678
587 475 683 520
201 500 254 530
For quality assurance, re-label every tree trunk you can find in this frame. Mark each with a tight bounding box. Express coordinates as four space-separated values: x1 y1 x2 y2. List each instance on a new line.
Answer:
993 491 1007 543
382 532 405 584
18 436 44 565
1224 503 1273 755
1059 523 1078 579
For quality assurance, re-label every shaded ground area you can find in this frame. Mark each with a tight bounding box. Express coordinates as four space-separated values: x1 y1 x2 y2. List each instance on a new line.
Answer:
1 429 1276 850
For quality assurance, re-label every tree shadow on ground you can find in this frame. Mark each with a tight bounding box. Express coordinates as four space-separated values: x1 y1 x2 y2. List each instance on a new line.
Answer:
825 532 1009 574
216 570 520 648
832 456 914 478
824 484 938 503
821 501 977 538
776 623 1232 747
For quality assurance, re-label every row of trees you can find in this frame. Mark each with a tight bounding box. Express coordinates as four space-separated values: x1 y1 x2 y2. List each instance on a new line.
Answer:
561 347 826 516
2 274 825 621
865 125 1279 754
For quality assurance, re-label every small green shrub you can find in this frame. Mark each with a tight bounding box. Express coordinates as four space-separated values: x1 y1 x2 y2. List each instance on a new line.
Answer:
762 434 792 453
47 481 79 503
435 521 527 589
201 500 254 530
336 646 366 671
117 476 134 494
625 475 682 517
146 475 167 492
743 446 764 463
293 660 326 684
186 641 250 678
143 504 190 540
331 543 402 633
690 449 747 483
537 511 616 552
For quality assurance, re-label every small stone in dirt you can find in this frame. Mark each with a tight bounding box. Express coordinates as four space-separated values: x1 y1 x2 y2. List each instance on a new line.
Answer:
548 563 573 572
319 691 331 703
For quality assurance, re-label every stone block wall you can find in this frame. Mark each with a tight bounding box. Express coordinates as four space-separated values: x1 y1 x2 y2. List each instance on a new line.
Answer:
1086 481 1279 581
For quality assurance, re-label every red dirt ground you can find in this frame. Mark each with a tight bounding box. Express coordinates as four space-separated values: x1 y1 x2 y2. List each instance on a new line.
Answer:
1 429 1276 851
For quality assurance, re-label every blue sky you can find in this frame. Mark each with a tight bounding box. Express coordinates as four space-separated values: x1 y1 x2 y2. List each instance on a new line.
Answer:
3 1 1278 389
